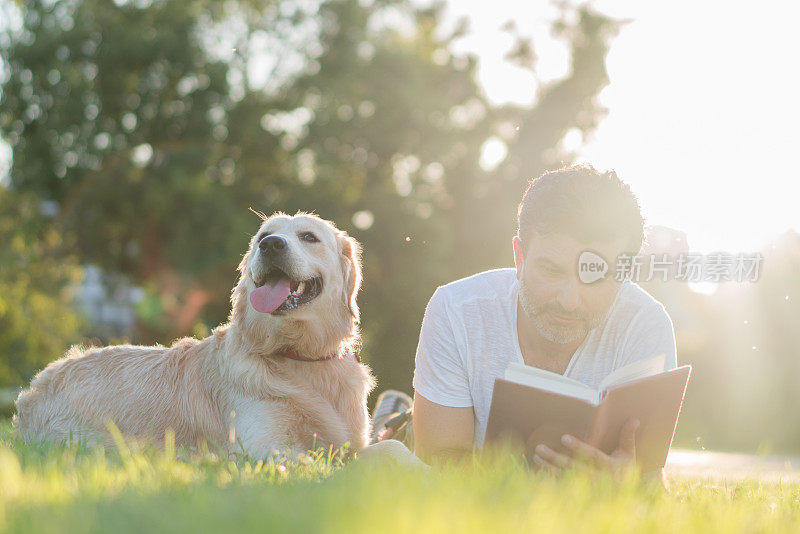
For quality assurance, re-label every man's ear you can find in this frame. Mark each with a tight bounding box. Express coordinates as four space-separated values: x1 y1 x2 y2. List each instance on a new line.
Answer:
512 236 525 281
338 232 363 322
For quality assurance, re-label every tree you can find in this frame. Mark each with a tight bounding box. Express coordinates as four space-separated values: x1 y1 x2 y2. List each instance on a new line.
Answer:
0 188 82 387
1 0 617 393
265 3 620 389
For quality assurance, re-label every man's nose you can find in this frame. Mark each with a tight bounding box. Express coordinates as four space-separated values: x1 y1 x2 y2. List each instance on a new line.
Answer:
259 235 287 254
556 278 581 313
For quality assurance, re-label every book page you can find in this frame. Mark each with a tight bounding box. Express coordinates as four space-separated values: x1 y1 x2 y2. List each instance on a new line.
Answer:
598 353 667 392
504 362 600 404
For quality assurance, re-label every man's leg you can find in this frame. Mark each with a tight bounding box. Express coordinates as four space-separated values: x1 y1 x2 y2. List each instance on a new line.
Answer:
360 389 425 468
370 389 414 447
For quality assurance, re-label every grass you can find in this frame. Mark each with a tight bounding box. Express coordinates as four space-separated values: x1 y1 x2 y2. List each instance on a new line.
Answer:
1 420 799 533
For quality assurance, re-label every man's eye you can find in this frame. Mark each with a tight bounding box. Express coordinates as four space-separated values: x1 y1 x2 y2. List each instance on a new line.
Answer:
300 232 319 243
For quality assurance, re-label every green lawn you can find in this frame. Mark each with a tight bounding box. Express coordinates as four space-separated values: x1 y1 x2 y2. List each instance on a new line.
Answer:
1 419 798 534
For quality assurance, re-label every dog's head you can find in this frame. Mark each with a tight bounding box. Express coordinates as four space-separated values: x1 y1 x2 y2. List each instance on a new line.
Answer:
229 211 362 356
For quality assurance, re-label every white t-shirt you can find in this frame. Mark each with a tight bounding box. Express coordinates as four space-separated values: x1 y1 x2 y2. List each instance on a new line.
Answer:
412 268 678 447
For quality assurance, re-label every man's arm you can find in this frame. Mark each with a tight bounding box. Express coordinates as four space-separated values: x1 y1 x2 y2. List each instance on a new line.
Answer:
412 392 474 464
411 288 476 464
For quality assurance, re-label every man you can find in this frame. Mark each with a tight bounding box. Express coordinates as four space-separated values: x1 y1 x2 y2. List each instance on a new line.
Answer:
409 164 677 473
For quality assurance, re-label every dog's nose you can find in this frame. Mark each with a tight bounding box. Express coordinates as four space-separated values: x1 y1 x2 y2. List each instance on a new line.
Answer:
259 235 287 254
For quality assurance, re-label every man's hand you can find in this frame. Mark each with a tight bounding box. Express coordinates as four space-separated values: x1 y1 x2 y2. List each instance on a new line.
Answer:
531 418 640 475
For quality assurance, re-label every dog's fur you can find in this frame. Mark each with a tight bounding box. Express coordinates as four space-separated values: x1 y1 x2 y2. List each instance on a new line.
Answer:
13 212 376 457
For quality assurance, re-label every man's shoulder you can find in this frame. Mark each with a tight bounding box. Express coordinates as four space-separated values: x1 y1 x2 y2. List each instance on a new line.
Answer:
611 280 671 323
616 280 665 307
605 280 677 370
435 268 517 304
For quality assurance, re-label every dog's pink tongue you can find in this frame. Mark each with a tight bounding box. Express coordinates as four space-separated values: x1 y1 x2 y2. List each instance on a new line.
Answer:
249 278 291 313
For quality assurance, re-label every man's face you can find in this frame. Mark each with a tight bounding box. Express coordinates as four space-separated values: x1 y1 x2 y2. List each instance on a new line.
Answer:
513 231 625 344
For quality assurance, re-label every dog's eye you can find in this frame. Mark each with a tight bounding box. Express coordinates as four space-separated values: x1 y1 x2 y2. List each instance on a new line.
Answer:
257 232 271 242
299 232 319 243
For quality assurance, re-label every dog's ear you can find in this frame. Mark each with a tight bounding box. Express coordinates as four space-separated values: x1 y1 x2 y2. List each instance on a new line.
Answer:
234 239 254 287
236 251 249 278
338 232 362 322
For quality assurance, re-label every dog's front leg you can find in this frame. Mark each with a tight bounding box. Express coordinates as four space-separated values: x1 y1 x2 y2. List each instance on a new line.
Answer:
229 397 347 459
227 399 292 459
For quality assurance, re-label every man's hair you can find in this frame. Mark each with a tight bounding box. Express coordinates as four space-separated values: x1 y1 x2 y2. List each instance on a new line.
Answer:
517 164 645 255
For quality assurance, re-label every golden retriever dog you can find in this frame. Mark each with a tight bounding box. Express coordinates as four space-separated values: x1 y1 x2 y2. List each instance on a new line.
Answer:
14 212 375 457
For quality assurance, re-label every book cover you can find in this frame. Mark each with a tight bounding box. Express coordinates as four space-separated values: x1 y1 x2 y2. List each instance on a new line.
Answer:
484 364 691 472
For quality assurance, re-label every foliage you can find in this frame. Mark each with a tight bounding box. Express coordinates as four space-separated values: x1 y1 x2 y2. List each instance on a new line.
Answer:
0 0 618 393
0 189 82 387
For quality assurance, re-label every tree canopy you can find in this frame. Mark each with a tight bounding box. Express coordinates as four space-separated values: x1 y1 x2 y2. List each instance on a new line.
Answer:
0 0 618 392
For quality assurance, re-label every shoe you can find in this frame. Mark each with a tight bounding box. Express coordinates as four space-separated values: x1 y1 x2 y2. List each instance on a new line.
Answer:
370 389 412 442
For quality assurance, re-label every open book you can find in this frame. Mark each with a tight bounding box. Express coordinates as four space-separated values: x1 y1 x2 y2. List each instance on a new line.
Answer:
484 354 691 472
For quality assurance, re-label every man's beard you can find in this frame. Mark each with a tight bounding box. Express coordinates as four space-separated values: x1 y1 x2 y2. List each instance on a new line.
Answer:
518 277 606 344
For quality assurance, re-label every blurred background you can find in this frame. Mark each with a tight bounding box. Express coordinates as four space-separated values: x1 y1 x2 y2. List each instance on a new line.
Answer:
0 0 798 454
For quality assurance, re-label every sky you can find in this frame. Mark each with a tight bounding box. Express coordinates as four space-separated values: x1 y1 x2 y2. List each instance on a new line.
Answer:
441 0 800 256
